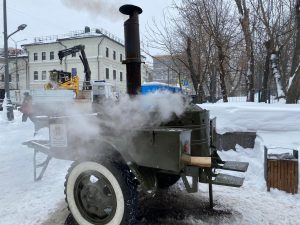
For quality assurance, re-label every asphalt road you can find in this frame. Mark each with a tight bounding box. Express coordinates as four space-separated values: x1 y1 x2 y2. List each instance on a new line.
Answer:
41 186 239 225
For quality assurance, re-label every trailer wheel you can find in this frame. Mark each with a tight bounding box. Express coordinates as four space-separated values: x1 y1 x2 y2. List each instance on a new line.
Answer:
65 161 138 225
156 173 180 189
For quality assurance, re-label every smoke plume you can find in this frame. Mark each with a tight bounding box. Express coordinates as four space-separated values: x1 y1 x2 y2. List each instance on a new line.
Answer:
61 0 126 21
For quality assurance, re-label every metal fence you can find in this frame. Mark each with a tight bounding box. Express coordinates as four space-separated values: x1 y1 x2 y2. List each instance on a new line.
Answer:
214 89 300 104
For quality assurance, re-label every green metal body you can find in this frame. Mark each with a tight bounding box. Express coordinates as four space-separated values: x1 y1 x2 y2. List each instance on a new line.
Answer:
129 128 191 173
27 102 248 199
165 104 212 157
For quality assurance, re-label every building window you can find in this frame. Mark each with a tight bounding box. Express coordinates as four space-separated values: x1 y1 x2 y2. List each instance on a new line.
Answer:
72 52 76 57
34 53 38 61
113 70 116 80
120 72 123 81
106 68 109 79
9 74 12 82
0 74 4 82
42 52 46 60
34 71 38 80
120 54 123 62
50 51 54 60
42 71 47 80
106 47 109 58
113 51 116 60
72 68 77 76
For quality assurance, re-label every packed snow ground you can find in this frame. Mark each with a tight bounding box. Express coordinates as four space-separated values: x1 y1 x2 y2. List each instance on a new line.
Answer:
0 102 299 225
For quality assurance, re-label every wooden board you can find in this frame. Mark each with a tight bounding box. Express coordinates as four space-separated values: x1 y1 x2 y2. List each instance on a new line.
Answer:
267 159 298 194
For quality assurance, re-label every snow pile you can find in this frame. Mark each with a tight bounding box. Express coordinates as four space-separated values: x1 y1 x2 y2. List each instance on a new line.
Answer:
0 111 72 225
214 139 300 225
201 102 300 134
201 101 300 177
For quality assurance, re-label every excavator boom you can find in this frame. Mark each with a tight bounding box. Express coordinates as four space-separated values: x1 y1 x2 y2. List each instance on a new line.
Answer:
58 45 91 90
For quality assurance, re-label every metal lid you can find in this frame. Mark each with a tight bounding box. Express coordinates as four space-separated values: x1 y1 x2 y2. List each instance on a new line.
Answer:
119 4 142 15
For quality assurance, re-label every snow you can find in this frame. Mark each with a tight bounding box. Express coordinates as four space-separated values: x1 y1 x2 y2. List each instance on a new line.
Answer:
201 102 300 135
0 111 72 225
0 101 300 225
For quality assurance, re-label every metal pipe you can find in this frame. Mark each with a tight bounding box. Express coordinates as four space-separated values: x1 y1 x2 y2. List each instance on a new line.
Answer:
3 0 15 121
58 41 68 71
119 4 143 95
97 36 105 80
10 38 27 90
3 0 10 99
22 48 30 90
23 57 29 90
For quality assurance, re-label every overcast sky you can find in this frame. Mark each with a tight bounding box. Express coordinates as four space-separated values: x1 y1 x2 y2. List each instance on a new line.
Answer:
0 0 176 56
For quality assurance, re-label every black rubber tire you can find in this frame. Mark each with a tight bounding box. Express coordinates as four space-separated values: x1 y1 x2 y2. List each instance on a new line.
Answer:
64 160 138 225
156 173 181 189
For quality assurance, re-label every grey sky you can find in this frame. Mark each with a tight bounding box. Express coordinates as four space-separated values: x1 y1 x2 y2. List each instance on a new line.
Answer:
0 0 175 56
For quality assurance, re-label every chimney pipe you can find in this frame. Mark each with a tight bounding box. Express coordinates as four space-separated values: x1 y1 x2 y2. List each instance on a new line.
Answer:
119 4 143 95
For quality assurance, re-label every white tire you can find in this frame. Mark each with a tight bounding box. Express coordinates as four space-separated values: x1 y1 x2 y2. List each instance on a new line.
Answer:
65 161 137 225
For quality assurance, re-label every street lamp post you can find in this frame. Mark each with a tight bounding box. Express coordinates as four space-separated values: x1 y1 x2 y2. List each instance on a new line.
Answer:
10 38 27 90
3 0 27 121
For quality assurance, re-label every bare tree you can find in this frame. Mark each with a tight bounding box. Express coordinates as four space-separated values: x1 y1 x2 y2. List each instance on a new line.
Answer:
145 0 299 104
251 0 296 101
286 0 300 103
179 0 241 102
235 0 255 101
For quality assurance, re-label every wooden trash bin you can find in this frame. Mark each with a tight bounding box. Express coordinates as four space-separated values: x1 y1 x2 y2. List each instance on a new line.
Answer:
264 147 298 194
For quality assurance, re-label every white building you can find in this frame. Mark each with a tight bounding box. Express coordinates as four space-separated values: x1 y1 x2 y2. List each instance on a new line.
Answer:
0 28 152 101
23 32 127 95
0 52 29 100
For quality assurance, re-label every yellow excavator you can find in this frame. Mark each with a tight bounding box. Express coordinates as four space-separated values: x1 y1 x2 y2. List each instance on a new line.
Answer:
44 70 80 94
44 45 91 95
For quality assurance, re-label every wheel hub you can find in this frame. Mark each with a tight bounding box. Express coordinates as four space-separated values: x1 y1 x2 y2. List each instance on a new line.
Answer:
74 171 117 224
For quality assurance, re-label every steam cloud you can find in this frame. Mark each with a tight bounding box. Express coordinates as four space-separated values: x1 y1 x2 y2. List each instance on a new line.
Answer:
31 91 190 158
61 91 189 137
99 92 190 134
61 0 126 21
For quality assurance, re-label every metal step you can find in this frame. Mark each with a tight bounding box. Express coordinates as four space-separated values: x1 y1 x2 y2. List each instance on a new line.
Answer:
212 173 245 187
217 161 249 172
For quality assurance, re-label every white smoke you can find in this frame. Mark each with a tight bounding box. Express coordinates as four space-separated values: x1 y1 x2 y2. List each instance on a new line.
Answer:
61 0 127 21
30 91 190 157
63 91 190 140
99 92 190 134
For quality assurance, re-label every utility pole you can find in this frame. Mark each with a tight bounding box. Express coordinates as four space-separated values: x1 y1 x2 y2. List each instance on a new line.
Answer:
3 0 14 121
3 0 9 97
3 0 27 121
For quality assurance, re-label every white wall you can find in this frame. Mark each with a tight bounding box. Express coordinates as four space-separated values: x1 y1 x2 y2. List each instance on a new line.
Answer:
0 56 28 91
24 36 129 95
24 35 150 95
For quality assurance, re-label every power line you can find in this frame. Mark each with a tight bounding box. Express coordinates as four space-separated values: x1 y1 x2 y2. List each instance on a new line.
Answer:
6 6 70 31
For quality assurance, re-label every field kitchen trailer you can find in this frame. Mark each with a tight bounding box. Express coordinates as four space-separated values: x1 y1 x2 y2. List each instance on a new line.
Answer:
25 4 248 225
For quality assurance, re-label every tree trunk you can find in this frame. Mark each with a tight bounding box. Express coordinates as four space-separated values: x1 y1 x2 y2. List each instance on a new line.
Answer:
186 37 203 102
286 63 300 103
260 49 271 102
209 65 217 102
217 45 228 102
270 52 285 99
286 0 300 103
235 0 255 102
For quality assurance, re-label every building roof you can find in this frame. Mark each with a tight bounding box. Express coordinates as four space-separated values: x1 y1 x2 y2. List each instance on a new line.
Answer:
22 27 124 48
0 55 28 64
